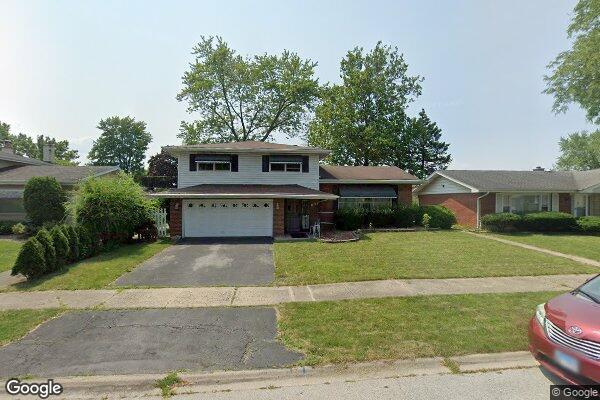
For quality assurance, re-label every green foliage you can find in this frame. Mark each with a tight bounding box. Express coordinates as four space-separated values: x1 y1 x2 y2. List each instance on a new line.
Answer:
35 229 56 272
481 213 522 232
422 213 431 229
11 223 26 235
64 225 80 261
148 151 178 177
88 116 152 174
11 237 46 279
177 36 320 143
50 226 70 268
556 130 600 170
76 225 92 259
543 0 600 124
577 216 600 232
0 122 79 164
335 207 366 230
155 372 182 398
23 177 67 227
521 212 577 232
0 221 16 235
308 42 422 167
421 205 457 229
71 172 156 243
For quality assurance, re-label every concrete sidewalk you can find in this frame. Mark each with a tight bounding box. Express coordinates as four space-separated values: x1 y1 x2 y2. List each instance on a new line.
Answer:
0 273 592 310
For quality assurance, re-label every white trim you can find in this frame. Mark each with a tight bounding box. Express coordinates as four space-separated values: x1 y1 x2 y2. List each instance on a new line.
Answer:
165 146 330 157
320 179 422 184
413 172 478 194
269 161 302 172
150 193 338 200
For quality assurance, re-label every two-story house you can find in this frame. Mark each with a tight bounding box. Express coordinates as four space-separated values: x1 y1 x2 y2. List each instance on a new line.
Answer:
154 141 421 238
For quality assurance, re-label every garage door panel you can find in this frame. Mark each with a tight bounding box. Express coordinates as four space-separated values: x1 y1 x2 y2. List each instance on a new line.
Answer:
183 199 273 237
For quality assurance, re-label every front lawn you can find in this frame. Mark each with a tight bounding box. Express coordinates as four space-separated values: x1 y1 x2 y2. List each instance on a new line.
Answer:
489 232 600 262
10 240 170 291
0 309 62 346
274 231 595 285
0 239 23 273
277 291 557 365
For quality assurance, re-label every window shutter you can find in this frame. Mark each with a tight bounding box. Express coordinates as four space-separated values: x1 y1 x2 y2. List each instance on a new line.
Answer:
262 155 270 172
189 154 196 171
302 156 309 173
231 155 239 172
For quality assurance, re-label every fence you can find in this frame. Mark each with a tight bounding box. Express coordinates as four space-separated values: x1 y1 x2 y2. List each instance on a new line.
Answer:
150 208 169 237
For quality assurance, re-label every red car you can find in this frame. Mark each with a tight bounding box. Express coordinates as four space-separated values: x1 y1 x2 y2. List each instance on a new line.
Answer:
529 274 600 384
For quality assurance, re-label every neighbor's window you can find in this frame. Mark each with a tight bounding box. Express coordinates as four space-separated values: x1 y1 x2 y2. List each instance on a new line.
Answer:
196 160 231 171
269 162 302 172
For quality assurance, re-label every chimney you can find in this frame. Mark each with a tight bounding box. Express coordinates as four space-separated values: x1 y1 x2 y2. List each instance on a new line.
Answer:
1 140 14 154
532 166 545 172
42 143 55 163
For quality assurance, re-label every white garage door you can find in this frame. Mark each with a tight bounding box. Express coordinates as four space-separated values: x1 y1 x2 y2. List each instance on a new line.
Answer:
183 199 273 237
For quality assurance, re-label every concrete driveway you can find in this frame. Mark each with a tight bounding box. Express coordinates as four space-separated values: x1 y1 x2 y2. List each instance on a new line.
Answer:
0 308 302 377
114 237 274 287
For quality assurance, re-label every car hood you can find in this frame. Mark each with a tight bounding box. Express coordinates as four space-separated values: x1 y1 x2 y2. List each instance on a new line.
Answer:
546 292 600 342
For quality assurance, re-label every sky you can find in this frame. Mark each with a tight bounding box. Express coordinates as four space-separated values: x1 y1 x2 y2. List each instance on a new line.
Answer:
0 0 595 169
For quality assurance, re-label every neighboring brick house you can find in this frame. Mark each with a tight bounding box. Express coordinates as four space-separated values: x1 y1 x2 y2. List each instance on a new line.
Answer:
415 169 600 227
0 140 119 221
151 141 421 238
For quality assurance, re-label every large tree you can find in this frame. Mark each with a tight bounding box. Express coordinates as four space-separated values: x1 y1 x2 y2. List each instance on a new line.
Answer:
147 151 177 177
308 42 423 166
556 130 600 170
88 116 152 174
177 36 320 144
0 121 79 165
400 109 451 179
544 0 600 124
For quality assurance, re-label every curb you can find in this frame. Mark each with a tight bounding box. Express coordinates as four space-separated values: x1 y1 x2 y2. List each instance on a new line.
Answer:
12 351 538 398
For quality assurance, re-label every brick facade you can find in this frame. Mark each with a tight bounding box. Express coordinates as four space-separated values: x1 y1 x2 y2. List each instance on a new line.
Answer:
397 184 413 205
273 198 285 237
418 193 496 228
169 198 182 237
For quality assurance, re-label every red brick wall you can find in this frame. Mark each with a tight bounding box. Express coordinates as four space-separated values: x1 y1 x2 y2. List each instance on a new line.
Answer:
273 198 285 236
480 193 496 218
169 199 182 237
319 183 338 229
559 193 572 213
419 193 477 227
397 185 413 205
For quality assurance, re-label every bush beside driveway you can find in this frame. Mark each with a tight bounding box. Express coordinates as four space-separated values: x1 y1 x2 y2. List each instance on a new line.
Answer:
277 291 559 365
273 231 596 286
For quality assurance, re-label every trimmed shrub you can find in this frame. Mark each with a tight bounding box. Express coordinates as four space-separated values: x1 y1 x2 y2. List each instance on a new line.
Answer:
76 225 92 259
369 207 396 228
421 205 456 229
520 211 577 232
0 221 14 234
11 223 26 235
335 207 366 230
64 225 80 261
71 173 156 245
481 213 522 232
394 204 422 227
35 228 56 272
11 237 46 279
576 216 600 233
23 177 67 227
50 226 70 268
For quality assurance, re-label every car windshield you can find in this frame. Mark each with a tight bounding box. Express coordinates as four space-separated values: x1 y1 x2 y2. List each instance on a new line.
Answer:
578 275 600 301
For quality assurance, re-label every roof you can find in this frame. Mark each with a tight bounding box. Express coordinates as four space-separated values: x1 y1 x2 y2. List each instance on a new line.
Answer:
0 165 120 185
415 169 600 193
164 141 331 157
0 151 48 166
319 165 421 183
338 185 398 198
150 184 338 200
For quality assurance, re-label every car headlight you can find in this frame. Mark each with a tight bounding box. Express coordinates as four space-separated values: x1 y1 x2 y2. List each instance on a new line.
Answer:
535 303 546 327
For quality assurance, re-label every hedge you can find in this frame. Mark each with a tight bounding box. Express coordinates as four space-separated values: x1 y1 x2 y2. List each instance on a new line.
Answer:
35 229 56 273
481 213 522 232
334 204 456 231
23 176 67 227
50 226 70 268
576 216 600 233
482 212 578 232
11 237 46 279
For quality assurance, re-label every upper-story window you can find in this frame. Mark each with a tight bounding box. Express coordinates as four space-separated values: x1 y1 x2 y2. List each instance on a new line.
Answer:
189 154 238 172
262 155 309 173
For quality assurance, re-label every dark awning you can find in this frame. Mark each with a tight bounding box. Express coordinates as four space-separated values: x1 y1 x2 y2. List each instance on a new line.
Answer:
339 185 397 198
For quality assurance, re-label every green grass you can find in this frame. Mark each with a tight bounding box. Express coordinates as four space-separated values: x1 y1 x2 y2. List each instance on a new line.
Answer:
0 309 62 346
277 291 559 365
0 239 23 273
489 232 600 262
155 372 183 397
10 240 170 291
274 231 596 285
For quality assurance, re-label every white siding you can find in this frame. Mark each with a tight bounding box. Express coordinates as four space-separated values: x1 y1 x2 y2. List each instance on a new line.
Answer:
419 176 471 195
177 153 320 190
